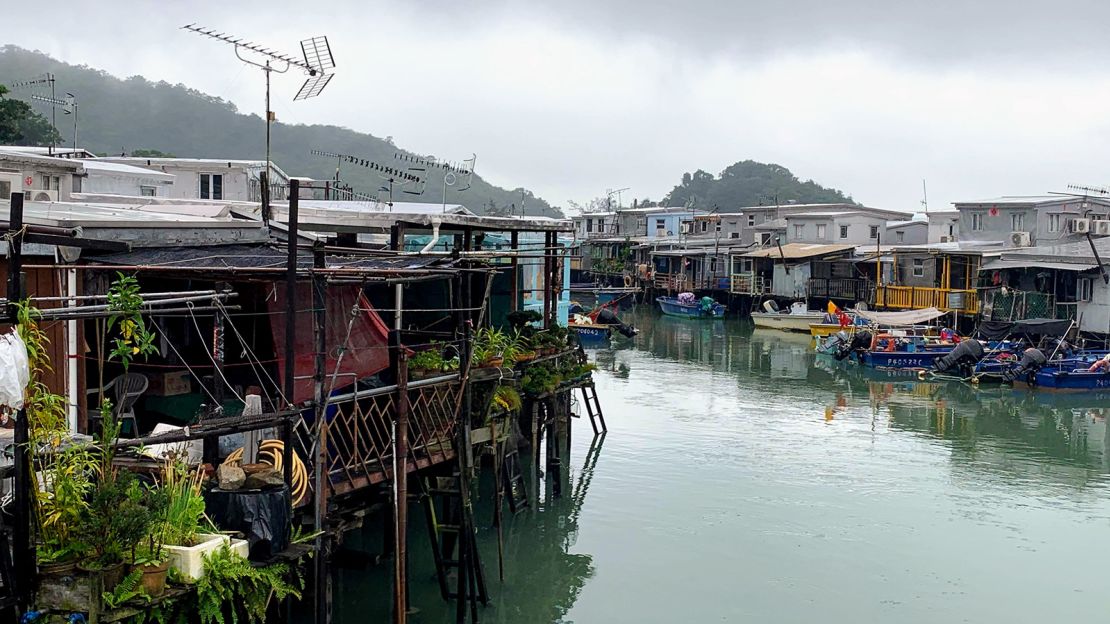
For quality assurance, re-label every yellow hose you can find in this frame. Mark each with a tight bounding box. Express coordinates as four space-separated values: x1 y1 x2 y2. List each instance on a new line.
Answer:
223 440 309 507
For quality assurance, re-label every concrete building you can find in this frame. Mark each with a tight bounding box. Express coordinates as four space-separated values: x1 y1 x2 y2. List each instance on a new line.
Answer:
883 216 929 246
612 206 703 239
571 211 618 240
0 148 83 201
926 210 960 243
954 195 1110 248
733 203 909 246
100 157 291 202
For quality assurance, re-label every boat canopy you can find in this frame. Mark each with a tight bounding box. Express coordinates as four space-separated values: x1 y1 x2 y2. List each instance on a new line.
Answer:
854 306 946 326
975 318 1072 340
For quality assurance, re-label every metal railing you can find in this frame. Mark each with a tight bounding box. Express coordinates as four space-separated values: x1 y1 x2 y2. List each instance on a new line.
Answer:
873 285 979 314
730 273 769 295
806 278 870 302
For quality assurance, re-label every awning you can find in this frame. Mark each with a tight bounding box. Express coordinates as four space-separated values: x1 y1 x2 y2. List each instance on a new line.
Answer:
981 259 1097 272
854 307 946 325
976 318 1073 341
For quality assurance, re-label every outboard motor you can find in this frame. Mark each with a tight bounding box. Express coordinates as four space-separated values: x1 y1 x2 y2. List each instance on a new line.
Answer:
596 307 639 337
1003 348 1047 382
834 330 872 361
763 300 780 314
931 339 985 377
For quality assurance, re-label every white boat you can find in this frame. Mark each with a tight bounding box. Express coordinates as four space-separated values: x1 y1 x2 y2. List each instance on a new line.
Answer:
751 301 827 333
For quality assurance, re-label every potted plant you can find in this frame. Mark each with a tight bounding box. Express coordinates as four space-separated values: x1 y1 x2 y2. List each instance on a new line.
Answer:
408 348 445 378
491 385 522 413
132 484 171 597
160 460 226 582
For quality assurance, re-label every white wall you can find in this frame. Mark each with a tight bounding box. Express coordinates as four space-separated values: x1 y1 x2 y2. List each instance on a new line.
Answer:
161 167 250 201
1079 279 1110 335
82 172 171 197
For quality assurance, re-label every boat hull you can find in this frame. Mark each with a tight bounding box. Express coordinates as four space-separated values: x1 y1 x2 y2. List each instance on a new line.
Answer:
861 350 949 369
570 323 612 345
1024 368 1110 391
656 297 725 319
752 312 825 332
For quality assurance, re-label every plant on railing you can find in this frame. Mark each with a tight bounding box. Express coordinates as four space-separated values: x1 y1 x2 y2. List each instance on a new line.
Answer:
472 328 518 368
491 385 522 413
106 272 158 372
521 364 561 396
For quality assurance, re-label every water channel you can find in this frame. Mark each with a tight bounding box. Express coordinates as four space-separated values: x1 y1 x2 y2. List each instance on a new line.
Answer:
339 305 1110 623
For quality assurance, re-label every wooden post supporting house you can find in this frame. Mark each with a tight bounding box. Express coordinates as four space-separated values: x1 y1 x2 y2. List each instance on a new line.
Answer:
312 245 331 624
7 192 32 611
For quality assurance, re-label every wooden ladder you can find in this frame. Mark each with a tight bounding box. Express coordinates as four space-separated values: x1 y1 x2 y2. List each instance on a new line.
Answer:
420 472 488 616
500 448 530 515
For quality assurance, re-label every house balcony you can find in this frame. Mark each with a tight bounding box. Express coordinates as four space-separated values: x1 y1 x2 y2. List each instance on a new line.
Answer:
873 285 979 314
806 278 871 303
730 273 770 296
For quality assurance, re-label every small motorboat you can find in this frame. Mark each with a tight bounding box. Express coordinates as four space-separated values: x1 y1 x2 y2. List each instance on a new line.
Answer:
656 292 726 318
569 302 638 345
751 301 826 332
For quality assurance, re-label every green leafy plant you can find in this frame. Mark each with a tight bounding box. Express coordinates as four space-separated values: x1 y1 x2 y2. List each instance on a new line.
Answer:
106 272 158 371
195 545 304 624
101 568 146 609
159 459 211 547
491 385 523 413
521 364 561 396
472 328 518 366
408 348 444 374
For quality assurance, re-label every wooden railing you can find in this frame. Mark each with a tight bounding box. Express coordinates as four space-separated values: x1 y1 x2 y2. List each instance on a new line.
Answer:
873 285 979 314
730 273 769 295
655 272 730 291
806 278 870 302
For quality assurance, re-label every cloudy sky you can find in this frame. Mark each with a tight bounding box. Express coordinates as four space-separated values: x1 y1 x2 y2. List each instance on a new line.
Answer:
11 1 1110 212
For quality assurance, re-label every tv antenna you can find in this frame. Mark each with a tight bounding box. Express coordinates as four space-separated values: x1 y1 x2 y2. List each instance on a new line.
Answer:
9 74 59 151
182 24 337 212
395 153 476 212
312 151 425 209
1066 184 1110 196
30 92 76 153
920 179 929 213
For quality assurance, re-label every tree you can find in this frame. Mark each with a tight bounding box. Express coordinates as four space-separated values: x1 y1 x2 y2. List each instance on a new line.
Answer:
663 160 852 209
0 85 61 146
129 148 176 158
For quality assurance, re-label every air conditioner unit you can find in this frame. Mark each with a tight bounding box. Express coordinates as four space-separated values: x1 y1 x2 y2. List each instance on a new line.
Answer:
1094 220 1110 236
1010 231 1032 247
1072 218 1091 234
29 190 58 202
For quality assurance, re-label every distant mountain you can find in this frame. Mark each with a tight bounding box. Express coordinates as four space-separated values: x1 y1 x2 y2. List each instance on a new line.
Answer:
0 46 558 217
661 160 854 209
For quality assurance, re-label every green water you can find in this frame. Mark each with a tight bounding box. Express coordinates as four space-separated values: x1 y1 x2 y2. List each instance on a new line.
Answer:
337 307 1110 623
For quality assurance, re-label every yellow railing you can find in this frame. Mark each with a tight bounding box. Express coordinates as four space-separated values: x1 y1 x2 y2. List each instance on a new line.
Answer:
730 273 769 295
874 285 978 314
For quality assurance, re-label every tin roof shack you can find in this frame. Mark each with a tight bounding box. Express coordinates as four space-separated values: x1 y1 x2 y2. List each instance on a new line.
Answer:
100 156 291 202
979 237 1110 330
650 240 750 293
0 194 271 434
731 243 856 300
875 241 1005 315
954 195 1110 248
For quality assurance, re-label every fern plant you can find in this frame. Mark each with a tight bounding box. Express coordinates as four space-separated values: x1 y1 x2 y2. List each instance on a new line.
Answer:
101 568 145 609
195 545 303 624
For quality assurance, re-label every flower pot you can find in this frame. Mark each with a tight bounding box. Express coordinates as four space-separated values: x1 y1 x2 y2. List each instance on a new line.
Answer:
137 560 170 597
39 559 78 580
164 533 229 581
481 357 504 368
77 560 126 591
230 538 249 560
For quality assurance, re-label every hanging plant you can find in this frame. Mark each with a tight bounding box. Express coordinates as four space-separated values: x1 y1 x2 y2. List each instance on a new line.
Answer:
106 272 158 371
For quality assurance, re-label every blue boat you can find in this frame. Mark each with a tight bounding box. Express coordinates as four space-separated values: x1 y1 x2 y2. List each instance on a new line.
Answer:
656 296 726 319
861 349 949 369
1025 366 1110 391
569 322 612 345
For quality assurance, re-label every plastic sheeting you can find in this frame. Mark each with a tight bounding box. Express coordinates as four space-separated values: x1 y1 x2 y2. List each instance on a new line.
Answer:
976 318 1073 340
204 485 291 560
853 307 946 326
0 330 30 410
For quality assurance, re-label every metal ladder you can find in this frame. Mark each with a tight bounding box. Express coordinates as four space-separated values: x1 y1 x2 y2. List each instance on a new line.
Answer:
580 383 607 434
421 472 488 618
500 448 530 515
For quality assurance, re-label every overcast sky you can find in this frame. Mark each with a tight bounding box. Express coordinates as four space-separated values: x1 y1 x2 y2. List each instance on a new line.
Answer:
11 1 1110 213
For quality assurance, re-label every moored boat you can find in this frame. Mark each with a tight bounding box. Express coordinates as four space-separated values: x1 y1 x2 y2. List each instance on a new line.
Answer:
656 293 726 318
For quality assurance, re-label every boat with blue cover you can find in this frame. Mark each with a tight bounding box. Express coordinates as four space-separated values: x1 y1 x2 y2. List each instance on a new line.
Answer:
656 293 726 319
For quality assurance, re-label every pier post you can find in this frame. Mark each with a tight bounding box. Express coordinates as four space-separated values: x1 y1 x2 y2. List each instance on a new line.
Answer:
390 325 410 624
312 246 332 624
510 230 520 312
7 192 32 609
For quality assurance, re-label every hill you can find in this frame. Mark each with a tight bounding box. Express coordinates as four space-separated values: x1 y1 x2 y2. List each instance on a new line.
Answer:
661 160 854 209
0 46 558 217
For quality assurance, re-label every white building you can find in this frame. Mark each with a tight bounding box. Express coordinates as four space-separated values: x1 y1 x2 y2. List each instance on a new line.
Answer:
100 157 290 202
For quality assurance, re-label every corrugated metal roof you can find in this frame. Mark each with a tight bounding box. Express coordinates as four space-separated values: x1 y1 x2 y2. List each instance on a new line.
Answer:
741 243 855 260
92 244 460 271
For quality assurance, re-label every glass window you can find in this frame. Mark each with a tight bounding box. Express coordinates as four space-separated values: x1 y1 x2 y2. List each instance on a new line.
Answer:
972 213 985 231
839 225 848 238
200 173 224 200
1048 213 1061 233
1079 277 1093 302
747 215 755 227
912 258 925 278
140 186 157 197
794 224 804 239
897 231 904 243
869 225 879 239
816 224 826 239
1011 212 1024 231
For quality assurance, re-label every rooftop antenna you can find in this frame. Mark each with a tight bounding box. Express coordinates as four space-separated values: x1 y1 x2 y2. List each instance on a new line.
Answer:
921 178 929 213
395 153 476 212
182 24 336 215
310 149 346 183
30 92 76 153
1066 184 1110 196
9 73 57 152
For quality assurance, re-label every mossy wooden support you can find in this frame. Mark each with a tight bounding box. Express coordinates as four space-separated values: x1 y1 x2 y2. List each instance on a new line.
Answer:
544 395 562 499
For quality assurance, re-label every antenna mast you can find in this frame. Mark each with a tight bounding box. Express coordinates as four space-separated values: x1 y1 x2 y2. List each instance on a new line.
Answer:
182 24 336 213
29 92 76 152
921 178 928 213
10 74 58 151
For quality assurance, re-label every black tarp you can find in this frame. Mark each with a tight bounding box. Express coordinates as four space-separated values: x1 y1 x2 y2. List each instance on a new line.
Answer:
976 318 1072 340
204 485 291 560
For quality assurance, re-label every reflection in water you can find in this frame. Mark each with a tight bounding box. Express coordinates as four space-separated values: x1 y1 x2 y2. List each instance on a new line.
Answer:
340 304 1110 623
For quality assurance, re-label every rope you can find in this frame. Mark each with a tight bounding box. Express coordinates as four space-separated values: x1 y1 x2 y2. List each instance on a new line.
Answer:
187 303 244 405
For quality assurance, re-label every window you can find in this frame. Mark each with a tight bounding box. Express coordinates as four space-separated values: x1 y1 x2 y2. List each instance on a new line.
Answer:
710 258 717 272
760 232 772 245
897 231 905 243
655 218 666 229
816 224 826 239
586 219 593 233
700 221 709 233
636 217 646 229
0 181 9 199
715 221 722 233
794 224 804 239
140 185 157 197
748 215 755 227
839 225 848 239
1048 213 1061 233
730 232 739 239
948 224 955 237
200 173 223 200
1011 212 1025 231
869 225 879 239
912 258 925 278
1079 277 1093 302
972 213 985 231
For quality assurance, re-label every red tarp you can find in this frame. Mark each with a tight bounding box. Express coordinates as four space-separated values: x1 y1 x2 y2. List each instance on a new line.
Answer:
268 284 391 404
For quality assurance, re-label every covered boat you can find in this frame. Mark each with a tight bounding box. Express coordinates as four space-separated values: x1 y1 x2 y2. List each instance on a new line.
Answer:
751 301 826 332
656 293 726 318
